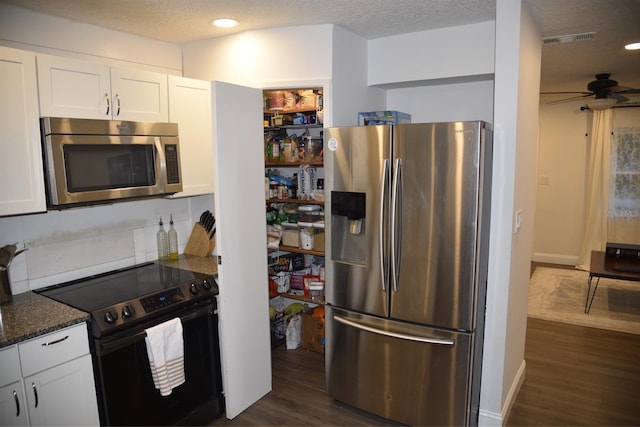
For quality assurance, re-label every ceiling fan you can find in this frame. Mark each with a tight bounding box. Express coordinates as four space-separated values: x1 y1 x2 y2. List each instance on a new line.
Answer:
541 73 640 109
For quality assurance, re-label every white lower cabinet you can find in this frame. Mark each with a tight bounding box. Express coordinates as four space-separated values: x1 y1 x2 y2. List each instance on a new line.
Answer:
24 355 97 426
0 324 99 426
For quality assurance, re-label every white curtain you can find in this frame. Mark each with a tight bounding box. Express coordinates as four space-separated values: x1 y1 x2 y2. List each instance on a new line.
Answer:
576 109 613 270
576 107 640 270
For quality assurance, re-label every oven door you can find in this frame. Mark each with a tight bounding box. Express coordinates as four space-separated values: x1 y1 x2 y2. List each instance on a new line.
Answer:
92 299 224 426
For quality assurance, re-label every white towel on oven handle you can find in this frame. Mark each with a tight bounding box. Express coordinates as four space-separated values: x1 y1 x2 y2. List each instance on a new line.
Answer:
144 317 185 396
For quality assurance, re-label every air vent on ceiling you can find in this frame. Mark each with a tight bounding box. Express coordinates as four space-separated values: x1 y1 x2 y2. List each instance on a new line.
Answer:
542 32 596 45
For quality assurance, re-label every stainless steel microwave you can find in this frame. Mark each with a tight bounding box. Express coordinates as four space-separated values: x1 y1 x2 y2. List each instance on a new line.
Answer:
41 117 183 208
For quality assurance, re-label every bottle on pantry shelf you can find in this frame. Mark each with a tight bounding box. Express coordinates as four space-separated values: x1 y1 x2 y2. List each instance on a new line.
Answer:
156 218 169 260
269 138 280 161
270 181 278 199
279 139 285 162
290 137 299 162
291 173 298 199
266 139 273 159
168 214 178 260
298 138 306 161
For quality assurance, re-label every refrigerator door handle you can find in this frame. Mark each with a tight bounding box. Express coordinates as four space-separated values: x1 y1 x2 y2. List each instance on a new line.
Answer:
380 158 390 291
390 158 402 292
333 315 454 346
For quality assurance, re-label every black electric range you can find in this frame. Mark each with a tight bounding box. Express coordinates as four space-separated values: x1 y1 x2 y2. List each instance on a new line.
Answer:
37 262 218 338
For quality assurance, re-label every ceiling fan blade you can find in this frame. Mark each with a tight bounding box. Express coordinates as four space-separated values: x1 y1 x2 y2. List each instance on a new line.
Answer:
540 91 591 95
610 92 629 103
545 93 593 105
615 88 640 94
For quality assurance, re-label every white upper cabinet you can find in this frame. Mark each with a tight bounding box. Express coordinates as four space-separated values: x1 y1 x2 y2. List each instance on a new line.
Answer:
0 46 46 217
167 76 214 197
37 55 168 122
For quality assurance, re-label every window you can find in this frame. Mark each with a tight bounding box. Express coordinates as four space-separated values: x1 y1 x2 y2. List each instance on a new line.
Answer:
610 126 640 216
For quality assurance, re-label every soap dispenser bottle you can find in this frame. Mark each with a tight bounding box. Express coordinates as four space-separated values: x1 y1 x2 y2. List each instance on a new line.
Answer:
168 214 179 260
157 218 169 260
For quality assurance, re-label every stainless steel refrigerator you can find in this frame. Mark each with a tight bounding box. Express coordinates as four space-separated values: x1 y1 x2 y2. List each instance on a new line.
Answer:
324 121 492 426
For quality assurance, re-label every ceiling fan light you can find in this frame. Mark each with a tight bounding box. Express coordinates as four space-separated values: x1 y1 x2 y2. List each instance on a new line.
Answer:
587 98 616 110
625 42 640 50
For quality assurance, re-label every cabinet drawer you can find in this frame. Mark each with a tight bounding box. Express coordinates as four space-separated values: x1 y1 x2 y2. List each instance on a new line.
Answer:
0 346 20 386
18 323 90 377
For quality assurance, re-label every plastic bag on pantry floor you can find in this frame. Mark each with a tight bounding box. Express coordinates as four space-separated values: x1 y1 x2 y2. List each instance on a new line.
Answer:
286 314 302 350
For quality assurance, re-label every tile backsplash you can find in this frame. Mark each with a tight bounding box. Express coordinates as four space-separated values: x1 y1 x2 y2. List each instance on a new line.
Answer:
0 194 215 293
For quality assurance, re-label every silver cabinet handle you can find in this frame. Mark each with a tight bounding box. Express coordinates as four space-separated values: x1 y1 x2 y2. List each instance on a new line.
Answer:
31 383 38 408
115 93 121 116
334 315 454 345
41 335 69 346
105 92 110 116
379 158 390 291
13 390 20 417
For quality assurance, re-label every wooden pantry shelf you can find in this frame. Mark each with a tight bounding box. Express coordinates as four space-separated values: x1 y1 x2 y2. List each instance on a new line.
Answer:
265 160 323 167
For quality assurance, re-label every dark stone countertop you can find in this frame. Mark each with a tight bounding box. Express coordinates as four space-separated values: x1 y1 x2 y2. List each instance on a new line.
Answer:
0 291 89 349
0 254 217 350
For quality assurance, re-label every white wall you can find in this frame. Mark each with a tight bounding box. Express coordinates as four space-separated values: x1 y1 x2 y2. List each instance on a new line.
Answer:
0 3 182 74
182 25 333 84
330 26 386 126
505 0 541 418
386 80 494 124
368 21 495 87
534 100 589 265
479 1 540 425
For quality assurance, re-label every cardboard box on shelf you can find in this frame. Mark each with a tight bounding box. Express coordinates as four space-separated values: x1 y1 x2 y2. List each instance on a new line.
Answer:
313 229 324 251
302 306 325 353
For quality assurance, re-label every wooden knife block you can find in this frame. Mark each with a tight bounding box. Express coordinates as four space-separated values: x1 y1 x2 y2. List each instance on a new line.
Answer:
183 223 215 257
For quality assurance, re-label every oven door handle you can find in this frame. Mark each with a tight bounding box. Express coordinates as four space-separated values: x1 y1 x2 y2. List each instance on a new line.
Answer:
99 304 213 354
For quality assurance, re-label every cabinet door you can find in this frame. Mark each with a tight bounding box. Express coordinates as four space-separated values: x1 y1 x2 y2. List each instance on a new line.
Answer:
0 382 28 426
111 67 168 122
36 54 111 119
168 75 214 197
0 46 46 216
24 355 99 427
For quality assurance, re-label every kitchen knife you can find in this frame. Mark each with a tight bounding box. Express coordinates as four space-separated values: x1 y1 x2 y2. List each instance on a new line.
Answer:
209 217 216 239
199 210 210 225
202 215 212 232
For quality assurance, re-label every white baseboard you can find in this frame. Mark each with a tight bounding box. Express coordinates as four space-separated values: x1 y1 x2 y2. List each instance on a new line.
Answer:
478 360 526 426
532 252 577 266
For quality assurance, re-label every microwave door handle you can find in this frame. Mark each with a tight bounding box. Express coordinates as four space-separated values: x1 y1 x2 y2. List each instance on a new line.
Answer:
155 137 167 188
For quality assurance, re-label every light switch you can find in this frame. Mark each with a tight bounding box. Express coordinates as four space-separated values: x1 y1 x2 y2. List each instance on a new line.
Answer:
514 209 523 234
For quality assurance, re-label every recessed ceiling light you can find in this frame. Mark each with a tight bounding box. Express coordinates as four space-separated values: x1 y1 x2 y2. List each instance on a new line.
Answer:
212 18 238 28
625 42 640 50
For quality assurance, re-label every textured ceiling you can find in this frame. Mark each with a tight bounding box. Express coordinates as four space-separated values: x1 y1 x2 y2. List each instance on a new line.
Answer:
1 0 640 95
0 0 496 43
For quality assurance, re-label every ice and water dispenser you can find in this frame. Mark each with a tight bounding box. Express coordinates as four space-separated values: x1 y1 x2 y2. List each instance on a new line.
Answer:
331 191 366 264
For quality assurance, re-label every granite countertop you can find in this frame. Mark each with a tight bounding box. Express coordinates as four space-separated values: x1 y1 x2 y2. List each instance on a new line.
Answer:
0 292 89 349
160 254 219 276
0 254 218 350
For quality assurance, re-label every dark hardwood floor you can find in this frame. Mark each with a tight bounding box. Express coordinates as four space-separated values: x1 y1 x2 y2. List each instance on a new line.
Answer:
209 263 640 426
208 346 399 426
